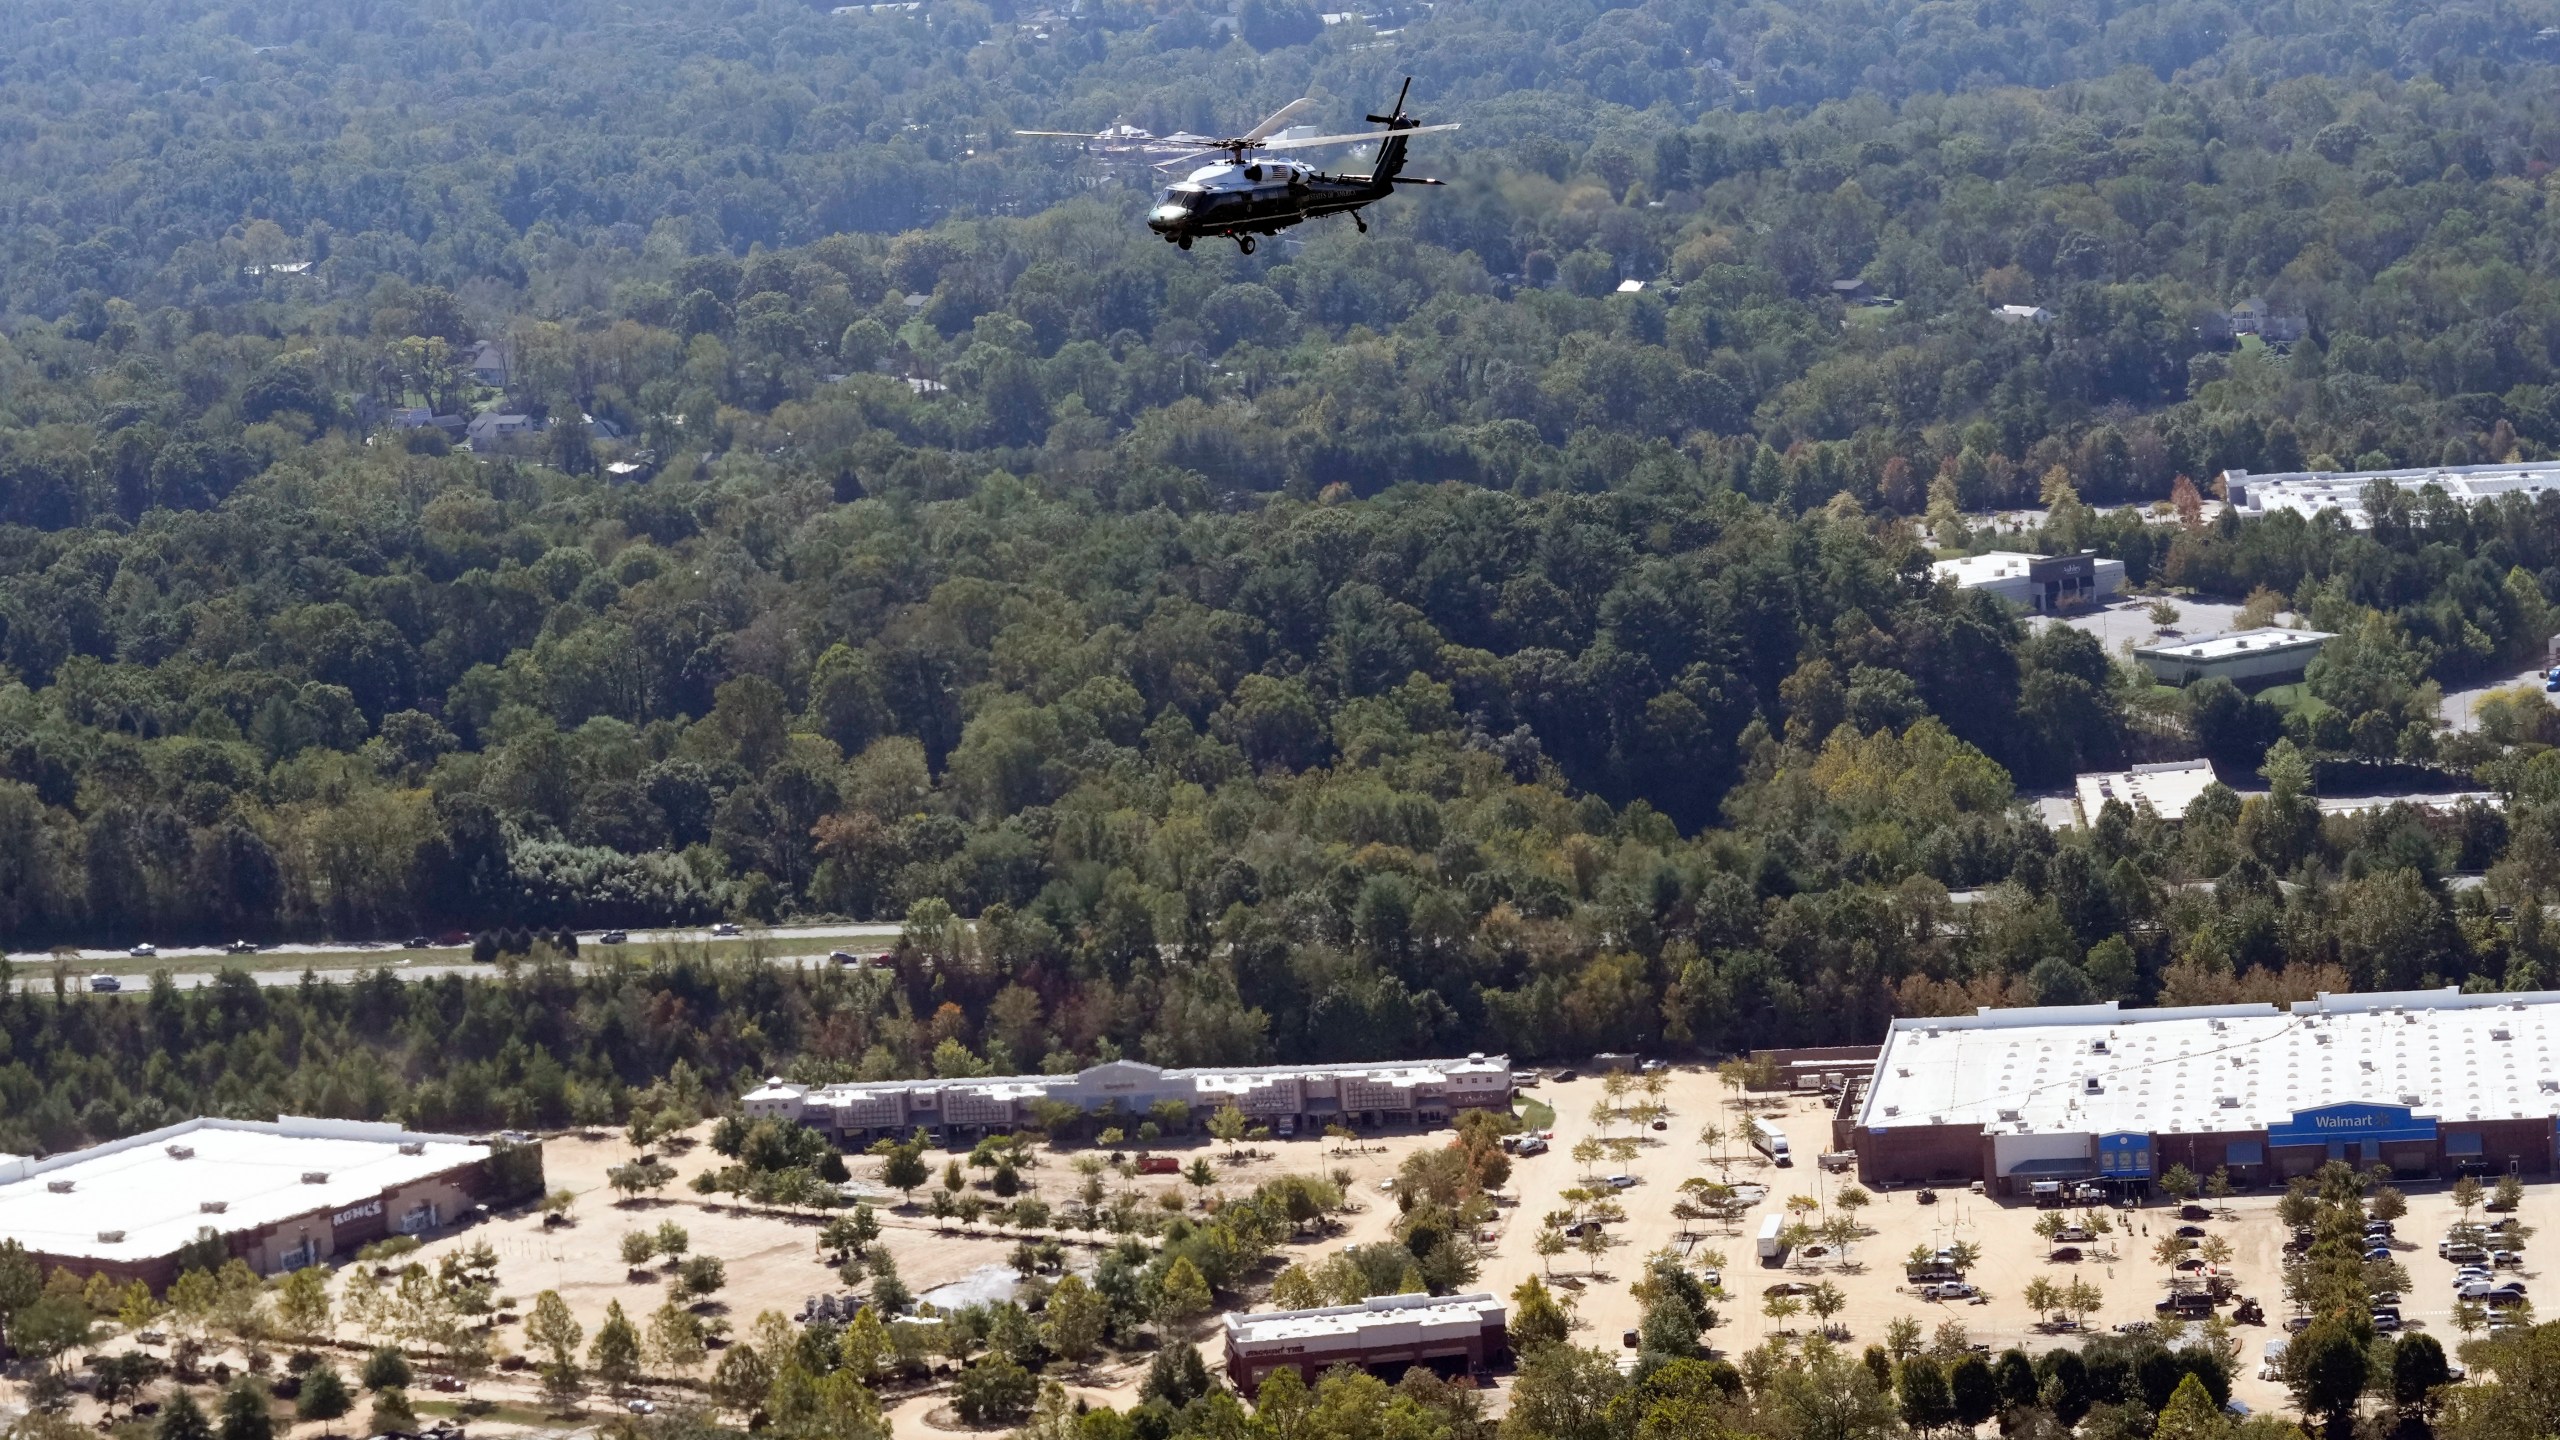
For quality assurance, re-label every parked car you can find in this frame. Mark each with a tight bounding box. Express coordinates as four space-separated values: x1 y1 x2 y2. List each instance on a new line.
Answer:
1515 1137 1548 1156
1925 1282 1976 1301
1621 1329 1640 1348
626 1400 656 1415
1552 1069 1580 1082
599 930 628 945
1512 1071 1540 1087
2284 1314 2313 1333
2371 1310 2403 1332
2493 1250 2525 1268
2455 1279 2500 1300
2363 1246 2393 1262
2175 1225 2207 1238
2442 1241 2488 1262
2055 1227 2094 1244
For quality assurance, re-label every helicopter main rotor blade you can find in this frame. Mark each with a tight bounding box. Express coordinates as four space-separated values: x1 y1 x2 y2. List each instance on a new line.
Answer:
1015 129 1103 138
1242 96 1316 143
1256 123 1458 151
1151 149 1221 170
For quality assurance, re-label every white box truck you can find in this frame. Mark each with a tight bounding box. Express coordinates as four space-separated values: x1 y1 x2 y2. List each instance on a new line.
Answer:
1757 1212 1786 1261
1750 1117 1792 1166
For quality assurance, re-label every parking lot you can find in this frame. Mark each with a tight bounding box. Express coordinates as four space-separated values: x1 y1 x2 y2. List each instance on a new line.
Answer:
1480 1071 2555 1415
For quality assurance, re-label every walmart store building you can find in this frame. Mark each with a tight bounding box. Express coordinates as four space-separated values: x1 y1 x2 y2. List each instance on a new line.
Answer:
1846 988 2560 1193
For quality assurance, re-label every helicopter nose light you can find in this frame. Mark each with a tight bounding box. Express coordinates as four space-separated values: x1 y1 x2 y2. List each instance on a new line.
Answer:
1148 203 1188 229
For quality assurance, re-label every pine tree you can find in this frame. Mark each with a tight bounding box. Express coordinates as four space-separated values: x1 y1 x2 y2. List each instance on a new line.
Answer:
216 1380 274 1440
589 1299 644 1396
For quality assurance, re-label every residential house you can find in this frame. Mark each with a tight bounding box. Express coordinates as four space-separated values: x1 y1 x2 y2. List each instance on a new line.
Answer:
463 341 509 388
464 411 543 454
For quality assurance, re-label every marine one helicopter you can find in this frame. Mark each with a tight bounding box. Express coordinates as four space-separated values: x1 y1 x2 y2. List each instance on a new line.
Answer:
1021 79 1455 253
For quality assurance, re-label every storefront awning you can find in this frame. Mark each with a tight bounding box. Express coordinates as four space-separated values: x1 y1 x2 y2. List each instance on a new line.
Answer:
2008 1156 2098 1177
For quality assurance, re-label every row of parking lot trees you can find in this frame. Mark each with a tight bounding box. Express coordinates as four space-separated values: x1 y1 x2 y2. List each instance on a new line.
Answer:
2276 1161 2462 1432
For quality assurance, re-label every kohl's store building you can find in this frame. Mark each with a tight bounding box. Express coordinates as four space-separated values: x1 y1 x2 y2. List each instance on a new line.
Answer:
1844 989 2560 1193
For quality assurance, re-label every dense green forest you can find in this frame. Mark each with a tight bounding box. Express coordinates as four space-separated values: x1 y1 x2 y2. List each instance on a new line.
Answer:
10 0 2560 1150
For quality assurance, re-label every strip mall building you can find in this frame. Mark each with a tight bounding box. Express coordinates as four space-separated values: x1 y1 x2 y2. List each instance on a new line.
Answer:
1848 988 2560 1193
744 1055 1514 1143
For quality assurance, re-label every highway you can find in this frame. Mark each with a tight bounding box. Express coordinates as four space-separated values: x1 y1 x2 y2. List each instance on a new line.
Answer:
6 922 910 993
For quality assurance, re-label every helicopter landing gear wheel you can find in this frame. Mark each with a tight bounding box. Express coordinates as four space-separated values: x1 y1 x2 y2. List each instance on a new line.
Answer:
1237 235 1256 255
1177 235 1191 250
1353 213 1367 233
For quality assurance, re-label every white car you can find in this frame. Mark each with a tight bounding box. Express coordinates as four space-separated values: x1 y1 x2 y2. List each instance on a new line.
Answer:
1925 1281 1977 1300
127 943 155 958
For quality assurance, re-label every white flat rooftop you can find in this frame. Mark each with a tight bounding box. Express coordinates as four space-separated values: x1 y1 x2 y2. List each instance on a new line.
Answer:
2075 759 2220 823
2134 627 2332 660
2223 462 2560 528
1860 988 2560 1138
1224 1292 1504 1351
0 1118 485 1263
1930 551 2040 584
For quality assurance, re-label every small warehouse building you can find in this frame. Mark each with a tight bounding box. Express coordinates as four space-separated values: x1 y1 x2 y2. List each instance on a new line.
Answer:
1850 988 2560 1194
0 1117 537 1290
1223 1293 1509 1396
2133 627 2333 687
1931 551 2125 614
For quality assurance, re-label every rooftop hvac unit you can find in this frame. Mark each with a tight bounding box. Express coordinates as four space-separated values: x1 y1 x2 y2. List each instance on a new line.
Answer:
300 1171 329 1184
96 1230 124 1244
2401 1093 2423 1106
2090 1039 2110 1054
398 1142 426 1155
2493 1029 2513 1042
201 1200 229 1213
2217 1095 2240 1108
166 1145 195 1159
45 1180 72 1193
1996 1108 2021 1122
2083 1075 2103 1094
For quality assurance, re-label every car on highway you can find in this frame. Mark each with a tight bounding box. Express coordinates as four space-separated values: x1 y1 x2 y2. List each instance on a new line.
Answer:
127 943 155 957
88 974 121 993
711 922 742 937
600 930 629 945
830 949 860 965
225 938 258 954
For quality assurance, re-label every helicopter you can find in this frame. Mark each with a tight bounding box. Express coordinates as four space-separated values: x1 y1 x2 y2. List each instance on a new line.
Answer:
1019 79 1456 253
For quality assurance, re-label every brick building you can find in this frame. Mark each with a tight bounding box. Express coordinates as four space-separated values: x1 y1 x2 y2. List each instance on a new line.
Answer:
1222 1293 1509 1396
0 1117 538 1290
1850 988 2560 1194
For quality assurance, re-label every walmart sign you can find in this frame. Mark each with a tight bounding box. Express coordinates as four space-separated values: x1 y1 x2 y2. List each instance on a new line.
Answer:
2267 1102 2437 1148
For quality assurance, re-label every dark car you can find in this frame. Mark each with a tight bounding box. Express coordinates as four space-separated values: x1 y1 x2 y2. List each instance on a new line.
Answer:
1552 1069 1580 1082
225 938 258 954
406 935 431 948
600 930 629 945
2175 1225 2207 1238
